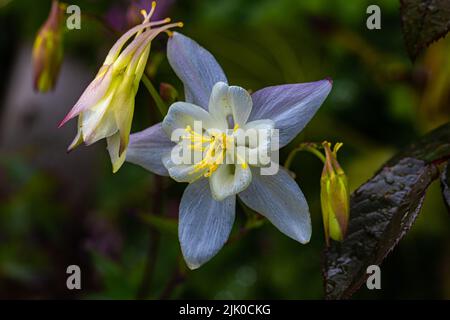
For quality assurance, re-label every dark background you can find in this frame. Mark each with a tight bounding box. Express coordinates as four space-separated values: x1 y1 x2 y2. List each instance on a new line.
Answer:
0 0 449 299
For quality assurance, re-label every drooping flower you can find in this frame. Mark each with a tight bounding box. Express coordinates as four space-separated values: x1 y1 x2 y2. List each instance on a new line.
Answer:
125 32 332 269
32 0 66 92
59 1 182 172
320 142 349 245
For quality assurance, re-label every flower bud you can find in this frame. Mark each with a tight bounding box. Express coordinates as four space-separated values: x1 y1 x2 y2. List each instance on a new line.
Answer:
159 82 178 105
32 0 66 92
320 142 350 245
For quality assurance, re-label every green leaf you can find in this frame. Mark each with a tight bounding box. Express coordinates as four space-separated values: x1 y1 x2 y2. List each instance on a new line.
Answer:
441 161 450 212
323 122 450 299
400 0 450 60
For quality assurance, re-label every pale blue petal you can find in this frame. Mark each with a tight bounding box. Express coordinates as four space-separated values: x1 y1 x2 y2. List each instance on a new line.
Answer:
238 167 311 243
167 32 228 109
179 179 236 269
209 164 252 201
126 123 174 175
249 79 332 147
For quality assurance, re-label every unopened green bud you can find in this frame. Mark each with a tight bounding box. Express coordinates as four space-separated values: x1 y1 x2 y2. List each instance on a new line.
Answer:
32 0 66 92
320 142 349 246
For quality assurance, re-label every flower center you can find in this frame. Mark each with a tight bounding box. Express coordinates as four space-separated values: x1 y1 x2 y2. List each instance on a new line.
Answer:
182 124 247 178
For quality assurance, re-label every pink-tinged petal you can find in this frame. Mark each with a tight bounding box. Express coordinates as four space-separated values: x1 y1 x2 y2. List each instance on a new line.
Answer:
119 21 183 79
249 79 332 147
59 31 152 129
126 123 175 176
59 21 179 128
59 65 114 128
81 89 118 145
167 32 228 109
113 28 155 70
104 21 160 65
59 24 155 128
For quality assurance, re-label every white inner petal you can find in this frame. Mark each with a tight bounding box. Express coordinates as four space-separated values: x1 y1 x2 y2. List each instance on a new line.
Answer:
208 82 253 128
162 101 219 138
163 82 276 198
209 163 252 201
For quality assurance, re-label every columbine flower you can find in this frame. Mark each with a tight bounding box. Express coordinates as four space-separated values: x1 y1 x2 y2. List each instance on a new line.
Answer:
320 142 349 245
125 32 332 269
32 0 66 92
59 1 182 172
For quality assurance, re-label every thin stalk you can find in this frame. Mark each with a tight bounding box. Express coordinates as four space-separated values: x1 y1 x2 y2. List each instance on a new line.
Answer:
159 257 186 299
136 175 165 299
142 74 168 116
284 142 326 170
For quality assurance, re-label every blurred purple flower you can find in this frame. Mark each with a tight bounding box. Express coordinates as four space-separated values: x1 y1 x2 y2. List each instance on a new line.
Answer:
105 0 175 32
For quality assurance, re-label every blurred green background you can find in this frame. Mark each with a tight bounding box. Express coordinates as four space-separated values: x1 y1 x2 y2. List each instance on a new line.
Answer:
0 0 449 299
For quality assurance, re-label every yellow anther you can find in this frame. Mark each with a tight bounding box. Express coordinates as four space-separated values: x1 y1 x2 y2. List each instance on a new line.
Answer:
183 124 249 179
139 1 156 25
236 153 248 169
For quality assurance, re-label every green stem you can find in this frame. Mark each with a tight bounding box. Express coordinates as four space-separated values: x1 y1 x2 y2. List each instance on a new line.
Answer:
142 74 168 117
159 257 186 299
136 175 165 299
284 143 326 170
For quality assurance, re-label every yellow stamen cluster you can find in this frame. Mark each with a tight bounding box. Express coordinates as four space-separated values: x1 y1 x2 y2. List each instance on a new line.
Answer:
183 124 247 178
